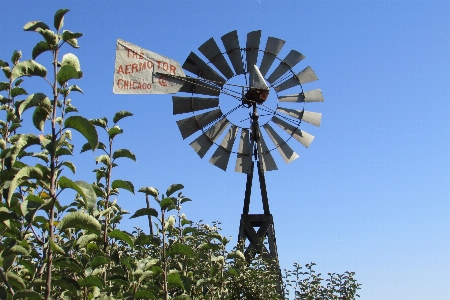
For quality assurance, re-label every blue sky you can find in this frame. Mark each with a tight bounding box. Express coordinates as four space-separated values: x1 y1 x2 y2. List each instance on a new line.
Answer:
1 1 450 299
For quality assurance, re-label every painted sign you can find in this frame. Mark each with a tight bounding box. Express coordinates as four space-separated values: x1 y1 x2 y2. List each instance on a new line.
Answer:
113 39 185 94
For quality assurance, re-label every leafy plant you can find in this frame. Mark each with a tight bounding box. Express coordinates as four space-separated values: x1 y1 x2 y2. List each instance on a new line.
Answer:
0 8 361 300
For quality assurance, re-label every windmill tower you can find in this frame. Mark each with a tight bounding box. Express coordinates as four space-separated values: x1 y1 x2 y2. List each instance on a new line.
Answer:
114 29 322 297
170 30 324 295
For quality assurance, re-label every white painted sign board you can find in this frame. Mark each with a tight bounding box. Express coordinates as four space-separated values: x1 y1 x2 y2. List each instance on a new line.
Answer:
113 39 185 94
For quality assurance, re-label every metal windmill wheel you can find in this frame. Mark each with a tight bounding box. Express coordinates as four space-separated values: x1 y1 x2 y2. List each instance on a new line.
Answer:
172 30 323 173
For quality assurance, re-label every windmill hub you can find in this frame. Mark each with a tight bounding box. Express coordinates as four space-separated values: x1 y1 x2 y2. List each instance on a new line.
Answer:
244 88 269 105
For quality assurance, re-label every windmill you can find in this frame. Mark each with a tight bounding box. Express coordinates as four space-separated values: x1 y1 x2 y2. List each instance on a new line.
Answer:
113 30 323 295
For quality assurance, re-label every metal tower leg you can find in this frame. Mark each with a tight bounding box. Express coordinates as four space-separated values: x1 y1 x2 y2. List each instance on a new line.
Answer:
238 161 284 298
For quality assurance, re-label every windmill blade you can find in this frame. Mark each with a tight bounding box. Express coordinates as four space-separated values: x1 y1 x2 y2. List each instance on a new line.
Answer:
199 38 234 79
173 96 219 115
263 123 299 164
274 66 318 93
259 37 286 76
277 107 322 127
221 30 245 75
246 30 262 72
176 108 222 139
257 130 278 172
178 77 220 96
235 128 252 174
272 116 315 148
183 52 226 85
267 50 305 84
189 117 230 158
278 89 324 103
209 125 238 171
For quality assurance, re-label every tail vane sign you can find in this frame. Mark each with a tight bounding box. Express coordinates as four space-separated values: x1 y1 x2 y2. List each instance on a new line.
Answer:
113 39 185 94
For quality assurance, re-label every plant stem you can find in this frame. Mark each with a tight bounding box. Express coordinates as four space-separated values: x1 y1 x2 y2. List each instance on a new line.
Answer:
161 208 168 300
0 267 14 295
45 47 60 300
145 194 154 235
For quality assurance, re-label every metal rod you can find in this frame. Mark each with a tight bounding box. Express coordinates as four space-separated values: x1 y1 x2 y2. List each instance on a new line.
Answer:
243 161 254 215
257 161 271 215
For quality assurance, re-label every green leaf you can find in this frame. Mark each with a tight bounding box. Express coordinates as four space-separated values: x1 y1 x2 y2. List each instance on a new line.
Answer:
130 208 158 219
76 233 98 248
7 271 26 291
89 256 109 269
13 290 44 300
180 198 192 204
54 257 82 273
227 250 245 261
138 187 158 197
134 290 156 299
90 118 107 128
32 41 51 60
75 181 97 211
66 38 79 49
11 50 22 63
83 275 104 289
168 243 195 258
69 84 83 94
23 21 49 31
59 176 86 200
0 207 16 222
3 245 29 256
11 60 47 81
61 53 81 72
0 82 9 92
112 180 134 194
166 184 184 197
95 154 110 166
65 116 98 151
53 277 80 295
50 239 65 255
62 30 83 41
58 211 101 234
11 87 27 98
159 198 175 210
109 229 134 247
81 141 105 153
62 161 76 173
112 149 136 162
167 272 184 290
113 110 133 124
36 28 58 48
32 106 51 131
18 93 50 117
107 126 123 139
54 8 70 30
7 166 43 205
57 64 78 85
